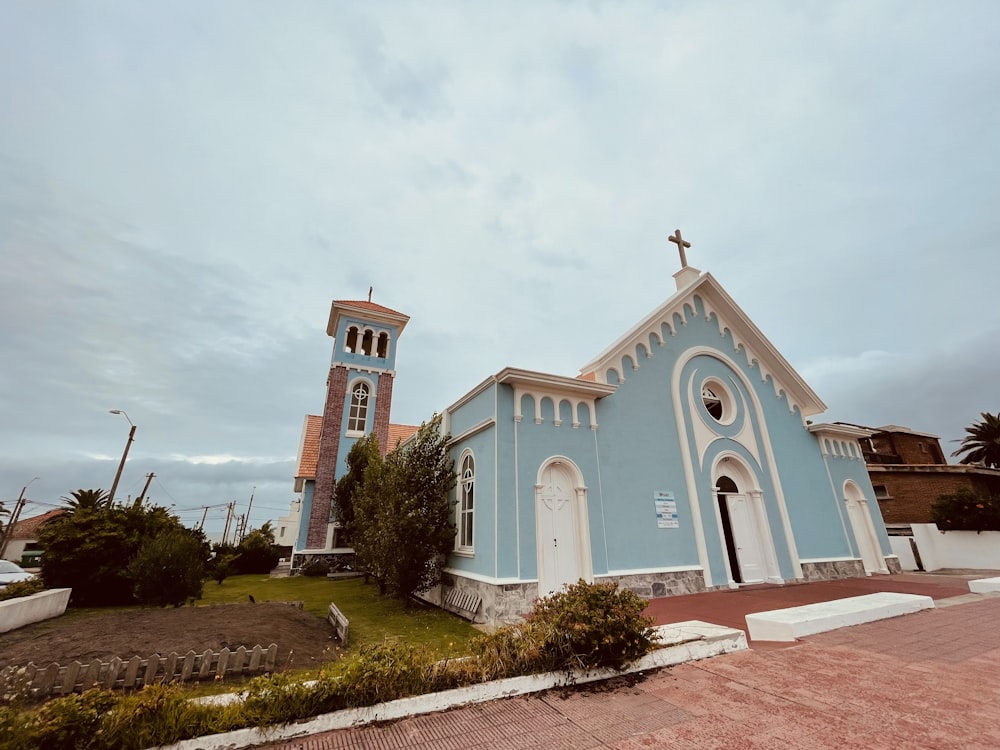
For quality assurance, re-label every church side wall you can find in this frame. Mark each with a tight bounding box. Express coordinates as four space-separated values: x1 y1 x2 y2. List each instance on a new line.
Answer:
510 388 608 581
594 339 703 574
825 455 893 557
444 384 500 582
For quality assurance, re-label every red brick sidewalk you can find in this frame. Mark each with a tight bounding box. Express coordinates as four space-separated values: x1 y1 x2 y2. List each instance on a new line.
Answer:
263 594 1000 750
643 572 976 639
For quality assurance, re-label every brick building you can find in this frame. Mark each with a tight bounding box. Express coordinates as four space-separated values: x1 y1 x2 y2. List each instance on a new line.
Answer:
839 423 1000 524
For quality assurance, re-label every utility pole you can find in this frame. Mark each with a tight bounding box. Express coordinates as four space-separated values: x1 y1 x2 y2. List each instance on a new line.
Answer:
108 410 136 504
233 514 244 545
0 478 38 559
222 501 235 546
198 506 209 531
240 486 256 542
136 473 155 503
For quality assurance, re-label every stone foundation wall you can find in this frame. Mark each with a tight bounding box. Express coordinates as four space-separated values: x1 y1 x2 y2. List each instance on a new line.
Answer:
291 550 356 573
885 556 902 574
596 569 707 598
800 559 866 582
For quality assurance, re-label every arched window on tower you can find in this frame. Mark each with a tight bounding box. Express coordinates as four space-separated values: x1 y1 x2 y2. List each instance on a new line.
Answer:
347 382 370 435
457 453 475 551
361 329 374 356
377 332 389 358
345 326 359 354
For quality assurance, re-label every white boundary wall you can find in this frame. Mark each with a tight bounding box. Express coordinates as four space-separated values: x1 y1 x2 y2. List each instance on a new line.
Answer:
906 524 1000 571
0 588 71 633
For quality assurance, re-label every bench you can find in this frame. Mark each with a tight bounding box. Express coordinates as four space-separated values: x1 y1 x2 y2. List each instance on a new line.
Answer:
443 588 482 621
327 602 350 646
745 592 935 642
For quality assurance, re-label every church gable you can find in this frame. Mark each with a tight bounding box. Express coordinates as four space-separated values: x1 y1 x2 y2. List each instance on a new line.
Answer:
579 272 826 419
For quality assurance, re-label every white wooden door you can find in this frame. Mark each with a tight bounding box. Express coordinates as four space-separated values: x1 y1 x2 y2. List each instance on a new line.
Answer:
726 493 766 584
847 498 883 574
536 463 582 596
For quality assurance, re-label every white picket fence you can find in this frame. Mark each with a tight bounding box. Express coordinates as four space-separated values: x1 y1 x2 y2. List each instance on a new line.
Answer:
2 643 279 700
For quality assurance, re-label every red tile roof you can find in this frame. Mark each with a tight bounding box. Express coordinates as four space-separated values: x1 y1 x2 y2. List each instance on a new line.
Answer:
11 509 65 539
387 423 420 450
296 415 323 479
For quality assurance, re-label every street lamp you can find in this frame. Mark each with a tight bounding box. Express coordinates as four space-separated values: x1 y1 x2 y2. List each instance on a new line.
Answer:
108 410 136 504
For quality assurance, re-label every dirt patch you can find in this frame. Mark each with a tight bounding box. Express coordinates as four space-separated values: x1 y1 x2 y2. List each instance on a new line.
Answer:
0 603 338 672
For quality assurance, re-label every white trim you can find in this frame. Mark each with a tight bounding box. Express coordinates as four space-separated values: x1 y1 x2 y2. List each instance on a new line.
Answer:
447 418 495 446
596 565 703 577
799 556 860 564
581 273 826 417
455 449 475 554
445 375 497 415
442 567 525 585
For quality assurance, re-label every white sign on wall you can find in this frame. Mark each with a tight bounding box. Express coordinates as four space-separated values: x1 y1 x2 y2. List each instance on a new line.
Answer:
654 491 679 529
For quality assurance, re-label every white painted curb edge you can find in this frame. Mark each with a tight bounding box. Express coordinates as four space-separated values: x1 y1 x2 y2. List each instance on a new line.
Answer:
153 622 747 750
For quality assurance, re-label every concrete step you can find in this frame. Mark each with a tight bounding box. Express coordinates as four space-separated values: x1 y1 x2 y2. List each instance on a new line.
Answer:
745 592 935 642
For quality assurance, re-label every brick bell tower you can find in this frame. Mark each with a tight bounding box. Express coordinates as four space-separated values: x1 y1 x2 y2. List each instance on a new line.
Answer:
304 296 410 550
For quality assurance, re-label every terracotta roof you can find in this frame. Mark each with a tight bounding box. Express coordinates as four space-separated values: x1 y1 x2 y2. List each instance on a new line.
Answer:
11 509 65 539
387 423 420 449
576 371 597 382
296 415 323 480
333 300 409 319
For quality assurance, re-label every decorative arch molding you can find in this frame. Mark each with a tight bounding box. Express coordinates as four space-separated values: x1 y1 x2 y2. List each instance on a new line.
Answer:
577 275 825 419
498 368 614 431
534 455 594 595
671 345 803 588
842 479 888 574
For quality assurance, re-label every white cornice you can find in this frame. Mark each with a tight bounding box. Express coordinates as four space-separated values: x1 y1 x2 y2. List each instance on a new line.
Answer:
495 367 617 398
808 423 873 439
327 302 410 338
578 273 827 417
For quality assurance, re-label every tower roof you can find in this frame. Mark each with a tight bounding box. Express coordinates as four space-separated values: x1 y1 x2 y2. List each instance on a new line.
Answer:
327 299 410 337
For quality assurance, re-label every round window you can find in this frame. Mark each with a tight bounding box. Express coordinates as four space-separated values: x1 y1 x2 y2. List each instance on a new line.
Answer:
701 379 735 425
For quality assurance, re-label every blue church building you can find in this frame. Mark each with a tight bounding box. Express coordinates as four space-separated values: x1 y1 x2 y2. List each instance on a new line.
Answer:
294 237 899 626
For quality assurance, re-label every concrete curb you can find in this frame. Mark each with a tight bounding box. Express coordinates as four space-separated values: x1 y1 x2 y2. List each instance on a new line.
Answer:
153 621 746 750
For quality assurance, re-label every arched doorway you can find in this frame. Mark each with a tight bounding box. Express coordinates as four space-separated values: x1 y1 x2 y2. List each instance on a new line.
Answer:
535 458 592 596
713 456 779 586
844 481 887 574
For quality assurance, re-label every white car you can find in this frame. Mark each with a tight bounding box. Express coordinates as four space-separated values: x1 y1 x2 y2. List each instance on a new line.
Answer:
0 560 34 586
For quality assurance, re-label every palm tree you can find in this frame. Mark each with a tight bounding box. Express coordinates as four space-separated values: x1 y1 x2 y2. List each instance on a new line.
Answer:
62 488 112 513
952 412 1000 468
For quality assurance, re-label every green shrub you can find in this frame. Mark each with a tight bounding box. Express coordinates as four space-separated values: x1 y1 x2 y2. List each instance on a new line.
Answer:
338 641 435 707
471 580 656 676
0 577 45 602
931 488 1000 532
128 531 206 607
300 560 329 577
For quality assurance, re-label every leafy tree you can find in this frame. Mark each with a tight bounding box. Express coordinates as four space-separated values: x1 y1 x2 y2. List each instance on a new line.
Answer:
127 530 206 606
952 412 1000 468
386 416 457 605
334 433 382 544
931 488 1000 532
355 415 457 605
233 522 280 574
38 492 207 607
352 448 392 593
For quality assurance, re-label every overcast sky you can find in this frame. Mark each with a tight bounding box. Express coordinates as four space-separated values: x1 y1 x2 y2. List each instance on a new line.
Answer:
2 2 997 535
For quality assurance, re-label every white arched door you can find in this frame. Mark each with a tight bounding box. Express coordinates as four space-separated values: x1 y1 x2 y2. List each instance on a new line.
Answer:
845 482 887 574
536 459 591 596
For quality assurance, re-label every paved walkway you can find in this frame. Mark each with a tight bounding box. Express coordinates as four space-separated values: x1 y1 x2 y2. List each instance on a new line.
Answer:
265 595 1000 750
262 574 1000 750
642 571 981 644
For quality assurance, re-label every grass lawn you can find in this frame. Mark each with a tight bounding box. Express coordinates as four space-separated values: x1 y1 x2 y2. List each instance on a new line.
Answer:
196 574 478 659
